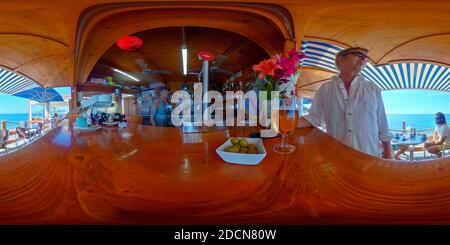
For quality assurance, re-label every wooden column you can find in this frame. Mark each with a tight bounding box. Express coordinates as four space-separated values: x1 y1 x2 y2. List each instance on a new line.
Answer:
283 39 297 52
1 120 5 130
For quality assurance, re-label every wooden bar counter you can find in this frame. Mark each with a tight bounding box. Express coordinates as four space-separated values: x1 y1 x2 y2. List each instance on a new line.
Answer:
1 119 450 224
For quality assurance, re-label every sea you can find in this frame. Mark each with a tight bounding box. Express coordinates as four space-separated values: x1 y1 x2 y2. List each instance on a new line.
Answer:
0 113 43 130
1 113 449 131
386 114 450 131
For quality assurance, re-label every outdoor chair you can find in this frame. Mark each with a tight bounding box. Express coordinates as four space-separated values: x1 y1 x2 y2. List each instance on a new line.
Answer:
413 145 427 159
442 143 450 157
416 136 435 159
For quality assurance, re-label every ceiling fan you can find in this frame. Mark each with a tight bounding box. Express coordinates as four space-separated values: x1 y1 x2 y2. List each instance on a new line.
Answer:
210 54 233 76
134 58 172 75
188 54 233 81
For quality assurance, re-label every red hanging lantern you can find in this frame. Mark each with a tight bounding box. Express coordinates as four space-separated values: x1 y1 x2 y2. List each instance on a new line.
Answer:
198 51 215 61
116 36 143 51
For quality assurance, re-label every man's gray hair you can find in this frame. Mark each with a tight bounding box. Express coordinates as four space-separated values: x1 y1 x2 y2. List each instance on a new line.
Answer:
335 47 369 70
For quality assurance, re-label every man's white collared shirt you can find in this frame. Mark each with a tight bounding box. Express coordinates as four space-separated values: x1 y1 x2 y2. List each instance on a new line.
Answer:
304 75 392 157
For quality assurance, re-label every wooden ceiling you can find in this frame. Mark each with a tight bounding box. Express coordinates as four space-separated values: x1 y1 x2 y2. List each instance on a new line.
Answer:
297 67 337 98
0 0 448 94
303 3 450 66
93 26 269 87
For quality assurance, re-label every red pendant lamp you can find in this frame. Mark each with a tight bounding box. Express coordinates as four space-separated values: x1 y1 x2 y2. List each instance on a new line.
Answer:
116 36 143 51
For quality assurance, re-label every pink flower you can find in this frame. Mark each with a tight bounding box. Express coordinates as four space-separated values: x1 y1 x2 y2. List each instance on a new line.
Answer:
252 49 304 96
252 58 280 79
278 56 297 77
287 48 306 64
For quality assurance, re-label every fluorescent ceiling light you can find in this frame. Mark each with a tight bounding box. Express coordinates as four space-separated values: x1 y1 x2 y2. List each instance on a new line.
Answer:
182 44 188 75
112 68 139 82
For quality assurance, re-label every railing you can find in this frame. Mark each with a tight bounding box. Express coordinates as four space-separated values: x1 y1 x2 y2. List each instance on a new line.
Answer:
1 120 22 129
390 123 450 136
0 118 60 155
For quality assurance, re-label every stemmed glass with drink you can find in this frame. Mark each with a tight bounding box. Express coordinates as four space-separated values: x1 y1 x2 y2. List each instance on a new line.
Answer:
271 95 298 154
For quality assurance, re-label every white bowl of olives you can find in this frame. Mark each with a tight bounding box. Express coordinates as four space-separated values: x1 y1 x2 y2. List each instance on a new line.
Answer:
216 137 267 165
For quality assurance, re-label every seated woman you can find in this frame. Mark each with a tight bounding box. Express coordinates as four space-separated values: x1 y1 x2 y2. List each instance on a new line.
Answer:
149 86 172 127
425 112 449 158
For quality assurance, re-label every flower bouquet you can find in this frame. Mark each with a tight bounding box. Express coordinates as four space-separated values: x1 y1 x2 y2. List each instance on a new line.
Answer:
252 48 305 140
252 48 305 99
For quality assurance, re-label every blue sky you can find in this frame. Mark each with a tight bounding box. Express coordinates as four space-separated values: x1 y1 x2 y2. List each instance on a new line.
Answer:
381 90 450 114
0 87 449 114
0 87 71 114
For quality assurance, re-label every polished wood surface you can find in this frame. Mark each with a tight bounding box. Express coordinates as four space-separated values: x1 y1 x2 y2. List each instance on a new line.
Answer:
1 119 450 224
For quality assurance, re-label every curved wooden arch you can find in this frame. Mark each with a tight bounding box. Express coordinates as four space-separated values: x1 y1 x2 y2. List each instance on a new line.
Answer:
302 2 450 66
377 33 450 66
0 35 70 88
0 65 38 91
0 3 72 87
0 33 68 48
12 54 68 72
296 67 335 98
75 3 294 85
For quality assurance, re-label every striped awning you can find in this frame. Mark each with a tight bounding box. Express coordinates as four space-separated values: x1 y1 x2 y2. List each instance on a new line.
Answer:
300 41 450 92
0 67 39 94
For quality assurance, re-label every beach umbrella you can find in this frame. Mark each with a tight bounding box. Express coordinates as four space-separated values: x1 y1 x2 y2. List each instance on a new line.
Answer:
12 87 63 121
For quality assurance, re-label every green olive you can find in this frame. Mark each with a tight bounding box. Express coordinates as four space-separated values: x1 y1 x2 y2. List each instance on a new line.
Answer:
230 137 239 145
224 146 235 152
238 139 248 147
231 145 241 153
239 147 248 153
248 148 258 154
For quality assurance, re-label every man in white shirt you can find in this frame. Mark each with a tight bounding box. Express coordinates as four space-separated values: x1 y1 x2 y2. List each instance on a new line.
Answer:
425 112 449 158
297 47 393 158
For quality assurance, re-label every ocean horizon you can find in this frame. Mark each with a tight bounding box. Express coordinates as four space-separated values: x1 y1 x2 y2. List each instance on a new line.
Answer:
1 113 449 131
0 113 43 130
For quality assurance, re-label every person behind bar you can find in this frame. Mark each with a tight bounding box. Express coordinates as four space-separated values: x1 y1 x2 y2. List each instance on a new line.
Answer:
150 85 172 126
425 112 449 158
297 47 393 158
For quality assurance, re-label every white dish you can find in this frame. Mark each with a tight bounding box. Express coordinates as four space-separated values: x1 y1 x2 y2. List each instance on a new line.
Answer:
73 124 101 132
216 138 267 165
103 121 119 126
